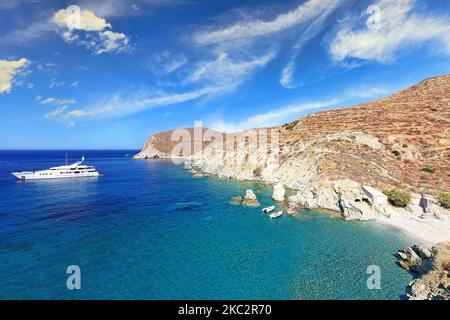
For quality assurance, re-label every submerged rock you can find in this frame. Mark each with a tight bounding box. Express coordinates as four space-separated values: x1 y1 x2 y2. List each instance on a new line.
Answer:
229 196 242 205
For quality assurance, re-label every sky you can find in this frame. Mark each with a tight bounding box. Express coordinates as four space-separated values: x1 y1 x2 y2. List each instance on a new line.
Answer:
0 0 449 149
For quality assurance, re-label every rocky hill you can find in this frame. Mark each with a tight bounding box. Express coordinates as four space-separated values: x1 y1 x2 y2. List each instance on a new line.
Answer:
135 127 224 159
136 75 449 216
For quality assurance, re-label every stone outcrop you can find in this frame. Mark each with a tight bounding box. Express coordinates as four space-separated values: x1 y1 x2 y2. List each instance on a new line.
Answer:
272 183 286 202
396 242 450 300
242 190 260 207
134 127 224 159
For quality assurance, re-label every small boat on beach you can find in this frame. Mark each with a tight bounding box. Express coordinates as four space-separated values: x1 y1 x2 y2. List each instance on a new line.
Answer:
262 205 276 213
269 211 283 219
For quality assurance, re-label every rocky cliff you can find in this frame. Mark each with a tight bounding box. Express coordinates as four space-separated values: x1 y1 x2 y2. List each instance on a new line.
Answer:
136 75 450 218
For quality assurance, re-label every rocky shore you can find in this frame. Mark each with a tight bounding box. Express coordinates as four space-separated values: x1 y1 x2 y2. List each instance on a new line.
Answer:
396 242 450 300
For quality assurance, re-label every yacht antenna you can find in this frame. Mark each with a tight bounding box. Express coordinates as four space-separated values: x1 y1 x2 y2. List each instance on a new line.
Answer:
65 152 68 165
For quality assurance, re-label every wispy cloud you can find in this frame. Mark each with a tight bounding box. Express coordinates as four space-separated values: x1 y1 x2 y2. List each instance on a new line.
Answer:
148 51 187 76
211 100 341 133
44 106 68 118
280 8 336 88
39 97 77 106
185 51 275 92
49 79 64 89
209 84 394 133
67 86 223 119
330 0 450 62
194 0 340 45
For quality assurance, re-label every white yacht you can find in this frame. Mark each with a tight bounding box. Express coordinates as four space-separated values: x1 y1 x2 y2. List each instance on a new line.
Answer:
12 156 101 180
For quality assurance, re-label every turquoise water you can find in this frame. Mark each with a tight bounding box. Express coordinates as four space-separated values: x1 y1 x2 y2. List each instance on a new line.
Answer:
0 151 412 299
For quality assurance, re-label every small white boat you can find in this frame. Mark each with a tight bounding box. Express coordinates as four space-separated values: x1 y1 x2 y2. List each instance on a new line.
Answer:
262 205 276 213
269 211 283 219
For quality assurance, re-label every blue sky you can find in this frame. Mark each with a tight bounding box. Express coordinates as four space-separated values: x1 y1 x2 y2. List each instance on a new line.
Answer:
1 0 449 149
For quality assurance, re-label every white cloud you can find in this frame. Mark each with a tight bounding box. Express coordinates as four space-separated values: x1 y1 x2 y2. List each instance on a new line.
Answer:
58 52 273 121
96 30 129 55
67 86 223 119
45 106 68 118
70 81 79 88
209 84 395 133
53 8 111 31
148 51 187 76
194 0 340 45
49 79 65 88
0 58 30 94
52 8 130 54
330 0 450 62
280 8 336 88
185 51 275 92
344 86 391 99
211 100 341 133
40 97 77 106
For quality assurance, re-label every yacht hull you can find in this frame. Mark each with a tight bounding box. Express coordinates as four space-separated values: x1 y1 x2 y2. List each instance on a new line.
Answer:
12 172 101 180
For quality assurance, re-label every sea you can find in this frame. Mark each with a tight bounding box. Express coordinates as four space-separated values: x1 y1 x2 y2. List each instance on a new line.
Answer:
0 150 413 299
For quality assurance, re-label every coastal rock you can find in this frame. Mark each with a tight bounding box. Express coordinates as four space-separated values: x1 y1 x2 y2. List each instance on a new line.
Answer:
272 183 286 202
230 196 242 205
242 190 260 207
396 242 450 300
412 245 433 260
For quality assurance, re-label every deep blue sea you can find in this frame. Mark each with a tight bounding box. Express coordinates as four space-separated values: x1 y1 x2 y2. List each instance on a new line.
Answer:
0 150 413 299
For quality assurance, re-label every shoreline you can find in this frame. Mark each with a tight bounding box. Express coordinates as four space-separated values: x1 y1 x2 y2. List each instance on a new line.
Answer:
136 157 450 248
374 213 450 247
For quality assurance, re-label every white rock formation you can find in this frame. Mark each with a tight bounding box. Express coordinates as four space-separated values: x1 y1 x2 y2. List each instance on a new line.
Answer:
272 183 286 202
242 189 260 207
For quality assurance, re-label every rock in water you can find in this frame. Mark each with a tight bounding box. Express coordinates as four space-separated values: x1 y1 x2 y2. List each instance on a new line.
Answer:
272 183 286 202
230 196 242 205
242 190 260 207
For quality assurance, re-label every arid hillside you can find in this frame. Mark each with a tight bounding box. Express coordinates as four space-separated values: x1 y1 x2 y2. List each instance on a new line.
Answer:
278 74 450 193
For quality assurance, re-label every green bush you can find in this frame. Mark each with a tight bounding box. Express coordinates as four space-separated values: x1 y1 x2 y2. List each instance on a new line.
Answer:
392 150 400 157
421 167 435 174
402 144 408 148
283 120 299 131
383 189 411 207
437 193 450 209
253 166 262 177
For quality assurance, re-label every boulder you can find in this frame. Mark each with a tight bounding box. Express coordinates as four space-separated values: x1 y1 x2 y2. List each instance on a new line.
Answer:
412 245 433 260
405 246 423 266
272 183 286 202
242 190 260 207
230 196 242 205
395 251 408 261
